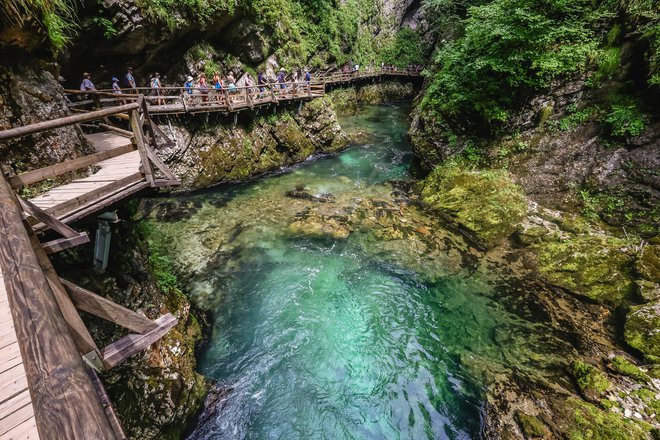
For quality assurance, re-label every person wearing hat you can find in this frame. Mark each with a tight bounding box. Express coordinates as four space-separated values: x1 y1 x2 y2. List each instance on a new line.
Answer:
123 67 136 91
304 69 311 83
111 77 122 94
80 72 95 92
150 72 164 106
184 75 194 95
277 67 286 90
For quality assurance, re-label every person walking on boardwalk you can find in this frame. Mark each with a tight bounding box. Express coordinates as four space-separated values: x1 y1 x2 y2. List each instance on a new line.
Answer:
304 69 311 83
198 73 209 103
112 76 125 104
277 68 286 91
257 71 267 95
80 72 95 92
212 71 224 104
150 72 164 106
184 76 194 96
123 67 136 92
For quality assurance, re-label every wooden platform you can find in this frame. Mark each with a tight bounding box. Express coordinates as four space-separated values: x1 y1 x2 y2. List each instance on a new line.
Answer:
28 132 146 226
0 267 40 440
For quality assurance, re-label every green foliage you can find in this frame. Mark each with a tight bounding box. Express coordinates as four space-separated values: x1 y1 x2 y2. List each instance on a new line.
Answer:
93 16 118 39
0 0 78 52
556 105 602 131
134 0 238 29
381 28 430 67
605 103 647 137
594 46 622 82
422 0 605 130
138 221 180 295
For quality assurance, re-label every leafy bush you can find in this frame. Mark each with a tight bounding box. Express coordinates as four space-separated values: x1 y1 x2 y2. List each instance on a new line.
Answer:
381 28 430 67
605 104 646 137
422 0 604 130
0 0 78 52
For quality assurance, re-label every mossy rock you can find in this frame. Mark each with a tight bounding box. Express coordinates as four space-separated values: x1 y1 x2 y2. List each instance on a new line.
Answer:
609 356 650 382
565 397 652 440
514 225 550 246
419 165 527 248
570 360 611 401
624 301 660 359
631 388 660 418
515 412 547 438
534 234 635 305
636 245 660 282
636 279 660 303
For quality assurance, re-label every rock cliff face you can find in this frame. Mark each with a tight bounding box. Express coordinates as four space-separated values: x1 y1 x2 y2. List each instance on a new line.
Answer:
156 97 348 191
0 64 95 187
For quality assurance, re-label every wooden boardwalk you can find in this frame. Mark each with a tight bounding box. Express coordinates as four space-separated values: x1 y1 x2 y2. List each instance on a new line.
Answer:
29 132 144 227
0 267 39 440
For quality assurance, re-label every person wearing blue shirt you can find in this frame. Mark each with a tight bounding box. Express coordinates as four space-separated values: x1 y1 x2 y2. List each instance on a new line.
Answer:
184 76 194 95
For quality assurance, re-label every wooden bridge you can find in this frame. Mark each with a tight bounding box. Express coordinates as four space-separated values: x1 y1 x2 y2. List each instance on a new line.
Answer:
66 66 423 116
0 65 422 438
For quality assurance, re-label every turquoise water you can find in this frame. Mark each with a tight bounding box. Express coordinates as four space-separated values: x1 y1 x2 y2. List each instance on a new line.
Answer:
151 105 571 439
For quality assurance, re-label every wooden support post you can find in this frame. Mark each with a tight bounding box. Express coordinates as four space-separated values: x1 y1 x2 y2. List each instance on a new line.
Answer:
60 279 159 334
233 112 238 126
0 173 117 439
129 108 155 187
100 314 177 369
19 196 81 238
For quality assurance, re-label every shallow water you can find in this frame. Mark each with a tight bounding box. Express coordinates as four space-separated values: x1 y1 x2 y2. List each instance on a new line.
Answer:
150 105 573 440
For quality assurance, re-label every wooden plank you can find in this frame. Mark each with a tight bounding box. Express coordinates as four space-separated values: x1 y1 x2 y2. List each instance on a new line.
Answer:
0 388 31 420
0 173 117 439
100 314 177 369
2 415 39 440
0 395 34 435
35 172 143 221
0 342 23 374
8 144 134 188
42 233 89 255
60 279 158 334
97 124 134 138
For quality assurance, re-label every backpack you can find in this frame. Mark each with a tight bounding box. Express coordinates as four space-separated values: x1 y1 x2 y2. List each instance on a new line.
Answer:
305 72 311 81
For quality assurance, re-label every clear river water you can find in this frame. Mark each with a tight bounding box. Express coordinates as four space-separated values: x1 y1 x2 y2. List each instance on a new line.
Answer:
149 104 577 440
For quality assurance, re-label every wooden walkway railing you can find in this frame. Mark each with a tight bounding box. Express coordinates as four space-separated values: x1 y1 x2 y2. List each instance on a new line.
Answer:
64 66 423 116
0 95 181 439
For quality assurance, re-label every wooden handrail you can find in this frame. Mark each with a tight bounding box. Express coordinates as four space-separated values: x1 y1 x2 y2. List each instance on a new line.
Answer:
0 101 139 142
0 173 118 439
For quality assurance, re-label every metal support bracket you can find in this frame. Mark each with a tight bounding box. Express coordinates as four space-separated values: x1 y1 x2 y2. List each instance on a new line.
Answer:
83 350 105 372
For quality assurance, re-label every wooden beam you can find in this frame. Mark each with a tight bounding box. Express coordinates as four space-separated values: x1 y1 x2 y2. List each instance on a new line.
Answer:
9 143 134 188
98 124 134 138
60 279 158 334
0 102 139 142
144 148 177 181
42 232 89 254
100 314 177 369
19 197 79 238
0 173 117 439
129 109 155 187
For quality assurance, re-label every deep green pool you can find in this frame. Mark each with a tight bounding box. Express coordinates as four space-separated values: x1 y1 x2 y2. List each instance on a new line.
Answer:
150 105 570 439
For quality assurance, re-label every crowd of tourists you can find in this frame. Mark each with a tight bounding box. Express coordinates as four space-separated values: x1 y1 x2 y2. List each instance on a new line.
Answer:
77 66 313 104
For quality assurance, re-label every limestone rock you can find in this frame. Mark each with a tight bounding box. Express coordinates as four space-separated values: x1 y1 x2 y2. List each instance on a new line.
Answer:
625 301 660 360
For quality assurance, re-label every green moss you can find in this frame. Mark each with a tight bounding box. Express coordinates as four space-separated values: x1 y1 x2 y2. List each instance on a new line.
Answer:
566 398 652 440
636 245 660 282
534 234 635 305
419 164 527 248
624 302 660 359
515 412 546 437
609 356 650 382
631 388 660 417
570 361 611 399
